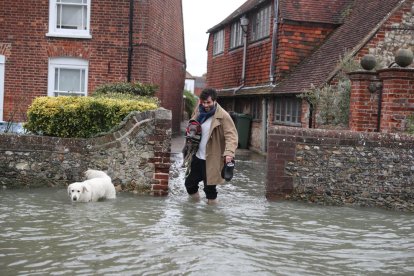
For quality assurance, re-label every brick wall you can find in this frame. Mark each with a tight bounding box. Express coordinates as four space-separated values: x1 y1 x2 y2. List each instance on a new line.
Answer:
206 10 274 89
349 68 414 133
206 12 335 89
206 32 245 88
0 0 185 133
135 0 185 133
0 109 172 196
267 126 414 211
275 22 335 81
379 68 414 133
348 72 381 132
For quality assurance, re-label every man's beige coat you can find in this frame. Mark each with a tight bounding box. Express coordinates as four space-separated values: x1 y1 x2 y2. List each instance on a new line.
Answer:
191 103 238 185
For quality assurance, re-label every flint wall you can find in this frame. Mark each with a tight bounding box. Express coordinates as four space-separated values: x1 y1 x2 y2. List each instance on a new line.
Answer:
0 109 172 196
267 126 414 211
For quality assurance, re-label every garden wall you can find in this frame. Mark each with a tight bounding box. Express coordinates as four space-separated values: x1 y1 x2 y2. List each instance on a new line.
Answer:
0 109 172 196
267 126 414 211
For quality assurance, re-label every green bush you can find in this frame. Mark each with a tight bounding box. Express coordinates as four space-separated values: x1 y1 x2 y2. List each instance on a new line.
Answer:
24 96 158 138
183 90 198 117
298 79 351 126
93 81 158 97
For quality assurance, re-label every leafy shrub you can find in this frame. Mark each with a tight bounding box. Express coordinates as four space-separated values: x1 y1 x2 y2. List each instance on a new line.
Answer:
93 82 158 97
183 90 198 117
298 52 353 127
24 96 158 138
298 79 351 126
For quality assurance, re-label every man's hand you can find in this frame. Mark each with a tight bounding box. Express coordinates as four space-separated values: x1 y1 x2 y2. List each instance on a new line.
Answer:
224 156 233 164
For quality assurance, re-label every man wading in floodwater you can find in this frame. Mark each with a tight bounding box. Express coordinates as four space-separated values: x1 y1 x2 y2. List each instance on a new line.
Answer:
183 88 238 204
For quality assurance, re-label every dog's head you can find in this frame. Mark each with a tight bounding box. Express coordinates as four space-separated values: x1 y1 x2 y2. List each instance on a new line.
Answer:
187 124 198 138
67 182 89 202
185 120 201 142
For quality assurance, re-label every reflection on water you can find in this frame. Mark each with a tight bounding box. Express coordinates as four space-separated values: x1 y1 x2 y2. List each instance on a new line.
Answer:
1 153 414 275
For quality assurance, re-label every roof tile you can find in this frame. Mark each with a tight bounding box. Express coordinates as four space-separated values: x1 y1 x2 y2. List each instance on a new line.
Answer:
272 0 402 94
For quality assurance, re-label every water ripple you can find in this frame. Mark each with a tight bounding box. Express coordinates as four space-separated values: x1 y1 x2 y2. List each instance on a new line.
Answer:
0 154 413 275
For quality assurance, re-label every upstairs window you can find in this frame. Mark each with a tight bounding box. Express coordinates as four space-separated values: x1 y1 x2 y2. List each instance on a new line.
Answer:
47 0 92 38
251 5 271 41
48 57 88 97
274 97 302 126
213 29 224 55
230 21 243 49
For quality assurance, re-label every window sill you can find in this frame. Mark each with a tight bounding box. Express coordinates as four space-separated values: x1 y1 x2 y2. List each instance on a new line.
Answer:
249 36 270 46
46 32 92 39
229 45 243 52
273 121 301 127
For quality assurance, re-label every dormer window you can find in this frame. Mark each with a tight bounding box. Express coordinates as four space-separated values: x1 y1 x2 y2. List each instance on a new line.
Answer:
47 0 92 39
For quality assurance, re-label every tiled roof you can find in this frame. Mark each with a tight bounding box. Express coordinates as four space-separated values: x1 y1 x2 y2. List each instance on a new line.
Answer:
280 0 354 24
207 0 354 33
207 0 267 33
272 0 403 95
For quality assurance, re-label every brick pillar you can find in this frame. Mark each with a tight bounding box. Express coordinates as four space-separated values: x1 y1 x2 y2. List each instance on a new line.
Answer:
348 71 381 132
266 128 296 199
148 109 172 196
378 68 414 133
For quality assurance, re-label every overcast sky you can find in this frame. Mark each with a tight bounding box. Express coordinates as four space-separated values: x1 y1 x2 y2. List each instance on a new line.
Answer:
182 0 246 77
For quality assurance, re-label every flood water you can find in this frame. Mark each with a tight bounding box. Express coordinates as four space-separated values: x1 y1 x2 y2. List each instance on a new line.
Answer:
1 152 414 275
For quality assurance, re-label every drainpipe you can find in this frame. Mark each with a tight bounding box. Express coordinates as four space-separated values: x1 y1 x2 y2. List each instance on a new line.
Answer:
127 0 134 82
269 0 279 84
241 27 248 86
261 98 268 152
376 83 383 132
308 102 313 128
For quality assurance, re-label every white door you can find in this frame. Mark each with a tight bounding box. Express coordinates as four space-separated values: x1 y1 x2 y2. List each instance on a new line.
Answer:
0 55 5 122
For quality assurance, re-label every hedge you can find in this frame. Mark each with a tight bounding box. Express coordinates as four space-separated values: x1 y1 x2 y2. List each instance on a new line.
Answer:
24 96 158 138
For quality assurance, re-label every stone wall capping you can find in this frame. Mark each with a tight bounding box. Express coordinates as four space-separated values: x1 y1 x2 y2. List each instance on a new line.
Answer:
377 67 414 79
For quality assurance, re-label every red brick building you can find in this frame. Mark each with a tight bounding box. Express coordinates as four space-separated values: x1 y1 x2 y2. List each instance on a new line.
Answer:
206 0 414 153
0 0 185 133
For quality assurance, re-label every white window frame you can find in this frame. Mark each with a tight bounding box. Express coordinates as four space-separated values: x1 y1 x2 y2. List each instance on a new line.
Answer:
0 55 5 122
213 29 225 55
230 21 243 49
46 0 92 39
251 5 271 41
48 57 89 97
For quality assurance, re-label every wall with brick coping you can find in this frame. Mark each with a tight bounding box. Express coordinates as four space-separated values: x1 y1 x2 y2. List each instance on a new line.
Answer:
0 109 172 196
267 126 414 211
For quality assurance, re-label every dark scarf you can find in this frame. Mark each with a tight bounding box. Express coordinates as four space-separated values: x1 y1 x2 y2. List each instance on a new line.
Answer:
197 103 216 124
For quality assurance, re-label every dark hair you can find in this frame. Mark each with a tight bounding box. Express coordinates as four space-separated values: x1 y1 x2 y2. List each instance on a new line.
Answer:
200 88 217 101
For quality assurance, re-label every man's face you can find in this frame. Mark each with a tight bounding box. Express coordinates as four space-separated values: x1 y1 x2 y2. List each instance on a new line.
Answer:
200 96 215 112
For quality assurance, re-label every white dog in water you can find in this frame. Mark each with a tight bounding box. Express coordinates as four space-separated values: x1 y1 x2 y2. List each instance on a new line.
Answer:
67 169 116 202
